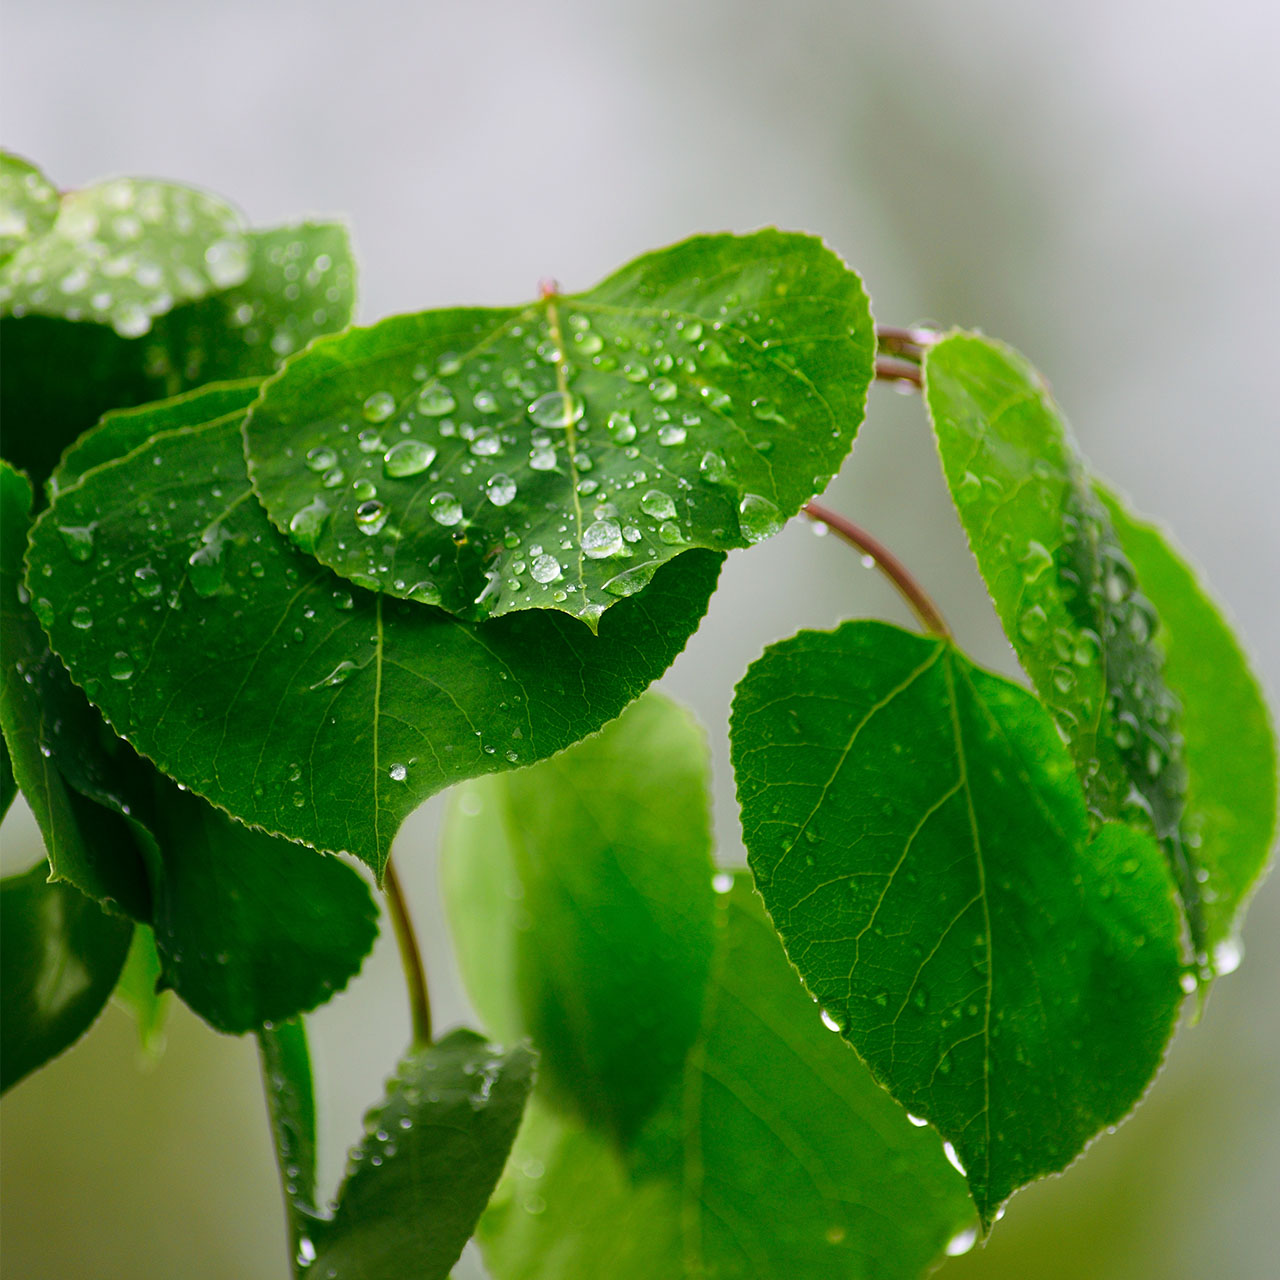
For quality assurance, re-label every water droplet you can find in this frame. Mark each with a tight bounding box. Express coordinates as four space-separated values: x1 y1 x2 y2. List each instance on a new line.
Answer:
751 397 786 424
355 500 388 535
417 382 455 416
1022 540 1054 583
530 554 561 584
650 376 678 402
1018 604 1048 644
603 562 657 597
819 1009 842 1034
109 651 135 681
1212 935 1242 976
205 237 250 288
188 529 230 597
321 467 346 489
406 581 441 605
486 473 517 506
111 301 151 337
363 391 396 423
658 520 685 545
58 524 96 562
699 451 728 484
906 1113 929 1128
429 492 464 526
132 566 162 599
738 494 784 543
528 391 584 429
657 424 686 446
606 410 636 443
383 440 437 478
389 763 407 782
32 598 54 626
581 518 623 559
306 446 338 472
71 605 93 629
311 660 357 689
357 429 383 453
436 351 462 376
956 471 983 504
945 1227 977 1257
290 497 330 553
942 1142 967 1177
639 490 677 520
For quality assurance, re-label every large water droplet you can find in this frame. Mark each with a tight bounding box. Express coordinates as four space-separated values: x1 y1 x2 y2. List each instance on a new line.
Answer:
699 451 728 484
581 518 623 559
945 1227 977 1257
388 763 407 782
355 500 388 535
417 382 456 416
406 581 441 605
132 566 162 599
362 391 396 423
530 554 562 584
738 494 784 543
606 410 637 443
188 529 230 597
639 490 676 520
528 391 584 429
486 473 517 506
383 440 436 478
290 497 330 553
71 605 93 630
657 424 686 446
109 651 135 682
429 492 464 526
650 377 678 402
603 562 657 597
305 446 338 472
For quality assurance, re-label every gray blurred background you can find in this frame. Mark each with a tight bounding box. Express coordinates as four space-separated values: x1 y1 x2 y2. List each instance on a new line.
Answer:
2 2 1277 1276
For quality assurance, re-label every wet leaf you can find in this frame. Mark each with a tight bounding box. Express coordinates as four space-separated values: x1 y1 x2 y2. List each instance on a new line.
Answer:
261 1023 534 1280
730 619 1184 1226
27 408 722 876
0 171 249 336
1100 487 1277 962
2 220 355 492
111 923 171 1058
0 152 59 264
1 861 132 1092
444 705 974 1279
244 230 873 627
442 693 717 1144
923 333 1200 939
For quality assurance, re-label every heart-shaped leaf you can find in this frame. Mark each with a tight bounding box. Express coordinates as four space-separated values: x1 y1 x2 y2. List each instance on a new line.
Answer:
27 407 722 875
730 619 1184 1227
0 152 59 264
244 230 873 627
444 699 975 1278
260 1022 535 1279
1 862 133 1092
0 172 249 336
922 333 1201 940
1099 486 1277 965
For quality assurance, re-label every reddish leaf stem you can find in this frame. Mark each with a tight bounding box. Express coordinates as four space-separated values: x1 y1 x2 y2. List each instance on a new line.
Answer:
384 857 432 1047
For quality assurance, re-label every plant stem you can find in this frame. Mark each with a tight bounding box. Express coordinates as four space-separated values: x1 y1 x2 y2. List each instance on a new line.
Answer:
804 501 951 639
383 857 431 1047
874 355 923 388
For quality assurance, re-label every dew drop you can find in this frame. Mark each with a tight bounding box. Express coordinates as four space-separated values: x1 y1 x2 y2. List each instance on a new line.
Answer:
530 554 561 584
639 490 677 520
109 651 134 681
650 376 678 402
906 1113 929 1128
389 763 407 782
603 562 657 597
657 424 686 446
606 410 637 443
406 581 441 605
132 566 162 599
383 439 436 478
737 494 784 543
528 390 584 429
355 500 388 535
711 871 734 894
306 446 338 472
486 473 517 506
57 524 96 562
819 1009 842 1034
942 1142 967 1177
699 451 728 484
417 382 456 416
945 1227 978 1257
429 492 464 526
362 391 396 423
290 497 330 553
71 605 93 630
188 530 229 597
581 518 623 559
1018 604 1048 644
311 660 357 689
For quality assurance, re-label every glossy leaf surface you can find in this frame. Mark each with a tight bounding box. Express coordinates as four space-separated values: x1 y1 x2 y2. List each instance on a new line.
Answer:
28 411 722 873
1101 487 1277 959
111 924 171 1057
730 620 1184 1226
2 221 354 490
0 152 59 263
1 862 132 1092
245 230 872 627
262 1025 534 1280
0 172 249 336
444 704 974 1278
442 693 716 1144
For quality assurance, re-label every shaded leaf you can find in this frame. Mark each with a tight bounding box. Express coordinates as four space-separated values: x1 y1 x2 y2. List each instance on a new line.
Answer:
730 619 1184 1226
444 703 974 1278
923 332 1200 937
0 172 249 335
261 1023 534 1280
1 733 15 818
244 230 872 627
2 221 355 491
1100 486 1277 961
0 152 59 264
28 408 722 874
442 693 717 1144
1 861 132 1092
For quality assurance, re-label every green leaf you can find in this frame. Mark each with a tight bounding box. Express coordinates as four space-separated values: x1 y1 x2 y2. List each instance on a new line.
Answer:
730 619 1184 1226
1099 486 1278 961
111 923 171 1058
52 378 262 498
442 693 717 1144
443 703 974 1278
244 230 873 628
28 409 722 874
2 221 355 492
923 332 1200 935
0 733 15 819
139 777 379 1034
1 861 133 1092
1 460 151 916
470 879 975 1280
0 152 60 264
0 173 249 335
261 1023 535 1280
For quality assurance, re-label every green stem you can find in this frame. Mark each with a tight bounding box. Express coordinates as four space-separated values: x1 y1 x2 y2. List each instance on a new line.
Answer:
803 501 951 640
383 858 431 1047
